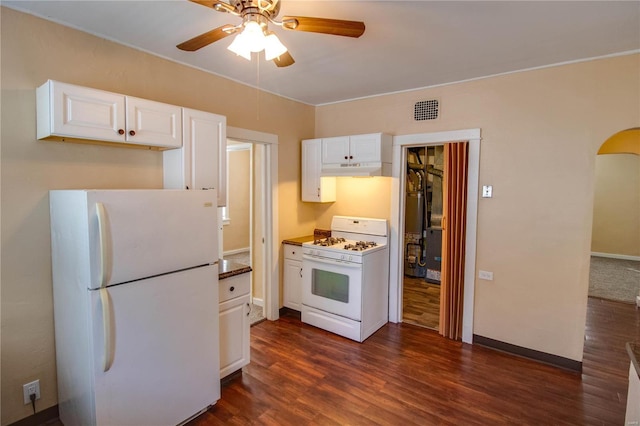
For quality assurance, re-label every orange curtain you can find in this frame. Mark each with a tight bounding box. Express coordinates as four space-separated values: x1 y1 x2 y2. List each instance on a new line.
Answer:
439 142 469 340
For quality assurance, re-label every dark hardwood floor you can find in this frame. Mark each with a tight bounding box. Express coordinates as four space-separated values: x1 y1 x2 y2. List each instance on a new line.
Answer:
189 297 640 425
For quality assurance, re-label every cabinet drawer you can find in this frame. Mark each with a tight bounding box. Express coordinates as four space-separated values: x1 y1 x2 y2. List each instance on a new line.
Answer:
283 244 303 261
219 273 250 303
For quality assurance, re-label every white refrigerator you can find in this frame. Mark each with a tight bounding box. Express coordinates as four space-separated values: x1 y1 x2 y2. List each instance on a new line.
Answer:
49 189 220 426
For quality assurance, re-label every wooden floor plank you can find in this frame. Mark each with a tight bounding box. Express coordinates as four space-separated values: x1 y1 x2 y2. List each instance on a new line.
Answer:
189 297 638 425
402 276 441 330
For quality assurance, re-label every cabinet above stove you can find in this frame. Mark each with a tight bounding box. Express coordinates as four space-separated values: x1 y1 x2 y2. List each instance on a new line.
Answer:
320 133 392 177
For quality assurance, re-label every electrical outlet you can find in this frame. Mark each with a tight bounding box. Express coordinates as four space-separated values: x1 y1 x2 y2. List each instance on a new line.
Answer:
22 380 40 405
482 185 493 198
479 270 494 280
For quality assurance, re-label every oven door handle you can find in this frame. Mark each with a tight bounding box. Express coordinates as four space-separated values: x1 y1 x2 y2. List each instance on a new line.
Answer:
303 255 362 269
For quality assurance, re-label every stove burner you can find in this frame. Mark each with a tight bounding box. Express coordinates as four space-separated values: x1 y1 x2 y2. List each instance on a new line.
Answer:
313 237 346 246
344 241 378 251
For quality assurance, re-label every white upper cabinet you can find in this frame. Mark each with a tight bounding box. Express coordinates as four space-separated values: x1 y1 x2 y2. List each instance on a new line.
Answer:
163 108 227 207
320 133 393 177
302 139 335 203
349 133 384 163
321 136 350 164
125 97 182 149
37 80 181 149
37 81 126 143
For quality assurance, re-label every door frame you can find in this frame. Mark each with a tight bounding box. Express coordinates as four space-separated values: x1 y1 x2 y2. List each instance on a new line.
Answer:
390 129 481 343
227 126 279 321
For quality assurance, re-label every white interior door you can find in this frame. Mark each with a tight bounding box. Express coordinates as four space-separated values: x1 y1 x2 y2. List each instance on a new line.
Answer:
91 265 219 426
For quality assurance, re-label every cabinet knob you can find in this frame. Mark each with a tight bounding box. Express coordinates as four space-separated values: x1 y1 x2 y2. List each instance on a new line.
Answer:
118 129 125 135
344 156 348 160
349 155 353 159
129 130 136 136
229 286 235 292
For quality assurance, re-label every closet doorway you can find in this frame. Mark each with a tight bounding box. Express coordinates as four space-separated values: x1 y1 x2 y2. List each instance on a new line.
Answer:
402 146 444 331
390 129 480 344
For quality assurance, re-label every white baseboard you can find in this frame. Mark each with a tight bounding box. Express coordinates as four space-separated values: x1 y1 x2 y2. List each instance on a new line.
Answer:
252 297 264 307
223 247 250 256
591 252 640 262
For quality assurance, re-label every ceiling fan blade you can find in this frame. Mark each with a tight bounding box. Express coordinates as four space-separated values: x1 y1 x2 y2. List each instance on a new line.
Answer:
177 25 237 51
281 16 365 38
273 51 295 67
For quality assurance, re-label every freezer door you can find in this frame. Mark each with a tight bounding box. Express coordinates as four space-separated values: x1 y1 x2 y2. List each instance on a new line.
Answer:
89 265 219 426
87 189 217 289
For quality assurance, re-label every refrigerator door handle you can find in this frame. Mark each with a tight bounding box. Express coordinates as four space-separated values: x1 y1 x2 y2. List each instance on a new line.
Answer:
96 203 113 372
99 287 114 372
96 202 109 287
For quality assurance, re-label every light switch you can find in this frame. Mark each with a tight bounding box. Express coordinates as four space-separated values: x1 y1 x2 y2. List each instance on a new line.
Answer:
482 185 493 198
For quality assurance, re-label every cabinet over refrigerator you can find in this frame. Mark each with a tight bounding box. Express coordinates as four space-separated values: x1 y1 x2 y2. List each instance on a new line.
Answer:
49 189 220 426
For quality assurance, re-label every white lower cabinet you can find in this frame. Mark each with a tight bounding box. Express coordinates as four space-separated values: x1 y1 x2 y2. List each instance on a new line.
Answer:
218 273 250 379
626 363 640 425
283 244 303 311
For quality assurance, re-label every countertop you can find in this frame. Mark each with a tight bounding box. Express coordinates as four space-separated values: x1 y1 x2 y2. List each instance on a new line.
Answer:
282 229 331 246
219 259 252 280
282 235 314 246
628 342 640 378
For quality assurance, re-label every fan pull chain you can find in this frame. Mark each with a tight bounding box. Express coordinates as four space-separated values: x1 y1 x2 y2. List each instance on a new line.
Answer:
256 52 261 121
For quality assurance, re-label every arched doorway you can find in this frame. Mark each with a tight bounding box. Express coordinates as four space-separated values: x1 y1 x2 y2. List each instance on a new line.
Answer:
588 128 640 304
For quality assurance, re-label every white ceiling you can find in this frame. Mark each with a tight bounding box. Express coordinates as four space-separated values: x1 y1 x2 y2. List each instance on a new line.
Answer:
4 1 639 105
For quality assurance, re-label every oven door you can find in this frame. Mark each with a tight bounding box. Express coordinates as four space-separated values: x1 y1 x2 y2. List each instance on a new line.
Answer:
302 255 362 321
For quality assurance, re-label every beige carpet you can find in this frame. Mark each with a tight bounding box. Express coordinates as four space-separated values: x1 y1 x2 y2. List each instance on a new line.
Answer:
589 256 640 303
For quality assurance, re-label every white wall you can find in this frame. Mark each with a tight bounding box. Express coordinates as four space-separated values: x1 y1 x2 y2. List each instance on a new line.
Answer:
223 148 251 253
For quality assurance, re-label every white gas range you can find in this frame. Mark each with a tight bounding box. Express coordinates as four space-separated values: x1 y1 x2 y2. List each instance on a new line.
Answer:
301 216 389 342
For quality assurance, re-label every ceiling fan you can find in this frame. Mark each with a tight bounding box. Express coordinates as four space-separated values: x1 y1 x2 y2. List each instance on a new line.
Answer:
177 0 365 67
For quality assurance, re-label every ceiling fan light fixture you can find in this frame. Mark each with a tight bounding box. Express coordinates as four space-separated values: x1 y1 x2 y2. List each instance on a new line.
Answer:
179 0 367 68
243 20 266 52
227 32 252 60
264 32 287 61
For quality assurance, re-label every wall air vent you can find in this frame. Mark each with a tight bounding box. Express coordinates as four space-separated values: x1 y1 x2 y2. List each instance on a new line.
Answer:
414 99 439 121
